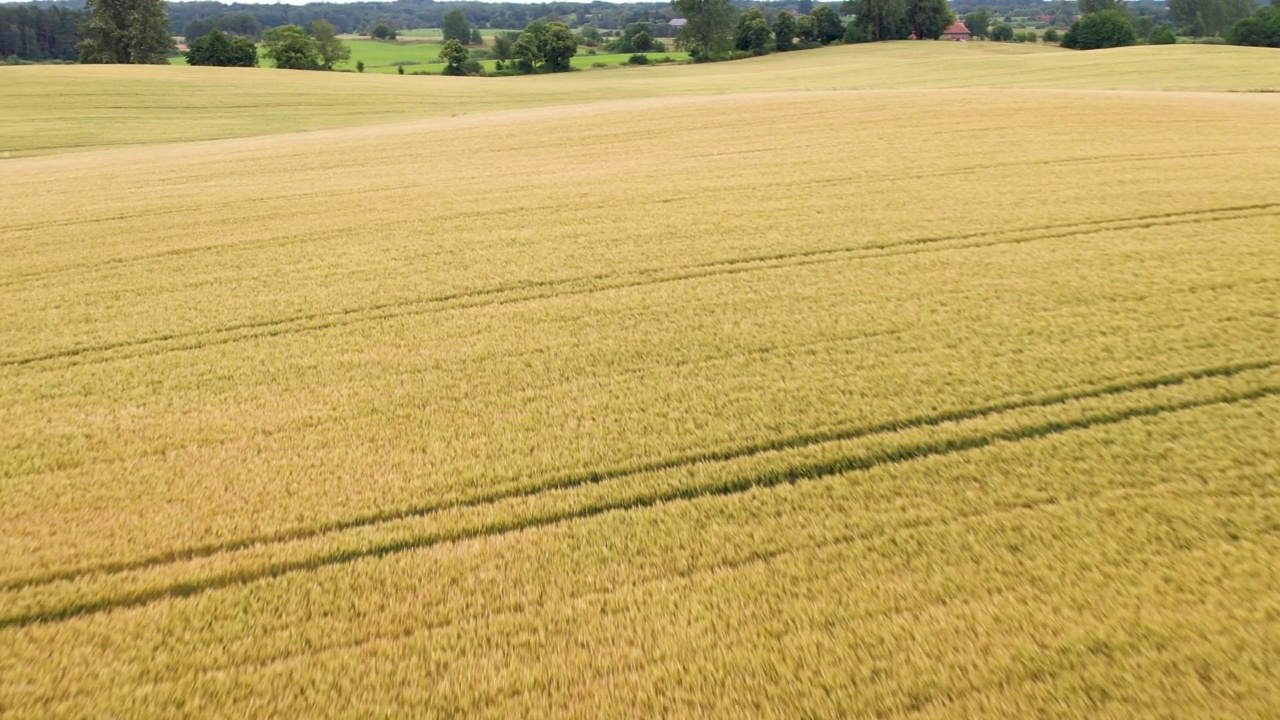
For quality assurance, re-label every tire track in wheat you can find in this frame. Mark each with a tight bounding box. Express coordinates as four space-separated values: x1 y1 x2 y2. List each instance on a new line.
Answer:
5 203 1278 371
2 377 1274 630
3 357 1268 591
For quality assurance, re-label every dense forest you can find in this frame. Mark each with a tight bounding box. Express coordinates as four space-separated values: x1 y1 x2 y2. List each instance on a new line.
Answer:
1 0 1265 62
163 1 685 35
1 4 83 60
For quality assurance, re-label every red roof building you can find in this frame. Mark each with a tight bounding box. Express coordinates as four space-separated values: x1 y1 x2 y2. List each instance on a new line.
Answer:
941 21 971 41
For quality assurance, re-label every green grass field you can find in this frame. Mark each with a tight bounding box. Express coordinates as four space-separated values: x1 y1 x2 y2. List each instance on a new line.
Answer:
339 38 689 74
169 37 690 74
398 26 505 38
2 42 1280 717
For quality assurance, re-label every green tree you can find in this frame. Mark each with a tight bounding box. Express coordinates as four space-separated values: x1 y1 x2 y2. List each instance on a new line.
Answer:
442 9 470 44
773 11 797 50
632 29 655 52
184 18 217 43
989 22 1014 40
672 0 736 58
219 13 262 39
513 20 545 70
470 28 483 45
734 8 771 53
796 14 818 41
845 0 909 41
1043 27 1061 41
309 20 350 70
964 7 992 38
1130 14 1156 37
511 20 576 72
611 22 654 53
1078 0 1124 14
577 25 603 46
356 59 365 72
1061 9 1136 47
77 0 173 64
1148 25 1177 42
541 21 577 71
263 24 321 70
906 0 954 39
492 31 517 60
810 6 846 43
1228 4 1280 45
440 38 469 74
1169 0 1257 36
844 21 871 42
370 23 396 40
186 28 257 66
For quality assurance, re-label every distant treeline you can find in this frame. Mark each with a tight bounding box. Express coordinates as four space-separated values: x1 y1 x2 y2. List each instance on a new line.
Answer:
1 4 83 60
167 1 686 36
3 0 1271 63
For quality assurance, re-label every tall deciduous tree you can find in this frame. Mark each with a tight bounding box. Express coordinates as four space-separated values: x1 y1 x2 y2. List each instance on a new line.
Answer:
735 8 771 54
492 31 517 60
77 0 173 64
309 20 350 70
671 0 736 58
773 11 797 50
442 9 471 44
632 29 655 51
513 20 544 70
1169 0 1257 35
263 24 321 70
906 0 954 39
440 38 469 74
809 5 846 43
577 24 602 46
511 20 576 72
964 7 992 38
541 22 577 71
845 0 909 41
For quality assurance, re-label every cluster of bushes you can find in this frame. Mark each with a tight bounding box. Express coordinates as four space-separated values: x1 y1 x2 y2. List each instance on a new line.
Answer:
1229 4 1280 47
258 20 349 70
186 28 257 67
625 53 678 64
5 55 75 64
1044 0 1277 49
441 20 576 76
1061 10 1136 49
604 23 669 54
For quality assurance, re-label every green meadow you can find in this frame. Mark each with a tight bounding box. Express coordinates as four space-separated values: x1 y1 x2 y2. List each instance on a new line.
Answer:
171 37 689 74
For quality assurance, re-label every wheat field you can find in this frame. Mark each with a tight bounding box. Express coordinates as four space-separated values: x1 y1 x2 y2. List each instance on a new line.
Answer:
2 43 1279 717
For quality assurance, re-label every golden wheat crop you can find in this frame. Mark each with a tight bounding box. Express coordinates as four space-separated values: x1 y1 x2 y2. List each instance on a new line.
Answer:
4 42 1279 157
1 47 1278 717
